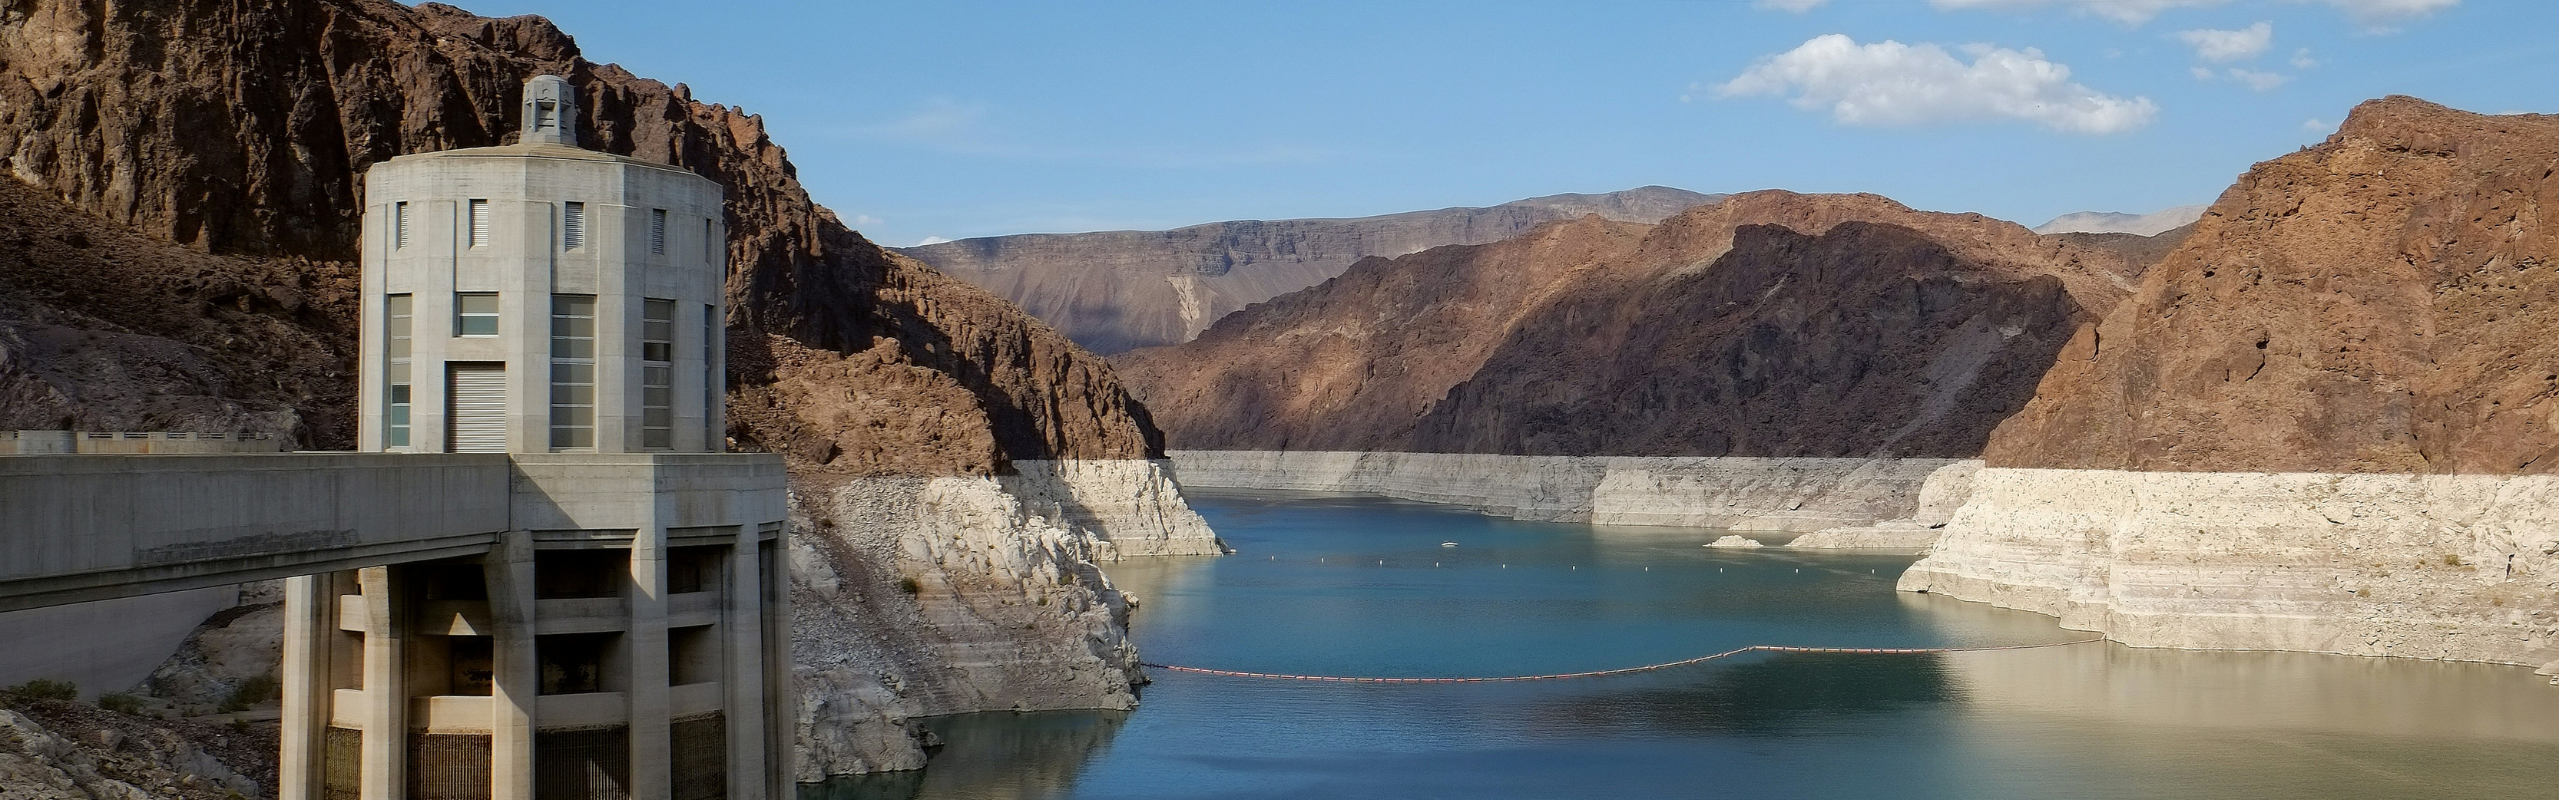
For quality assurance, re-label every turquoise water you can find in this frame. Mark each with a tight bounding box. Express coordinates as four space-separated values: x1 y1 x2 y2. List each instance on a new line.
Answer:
809 490 2559 800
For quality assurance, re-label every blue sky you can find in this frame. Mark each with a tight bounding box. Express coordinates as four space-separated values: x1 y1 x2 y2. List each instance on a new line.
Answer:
464 0 2554 247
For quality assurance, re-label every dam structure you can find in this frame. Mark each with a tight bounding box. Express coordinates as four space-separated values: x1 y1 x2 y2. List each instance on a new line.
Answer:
0 76 790 800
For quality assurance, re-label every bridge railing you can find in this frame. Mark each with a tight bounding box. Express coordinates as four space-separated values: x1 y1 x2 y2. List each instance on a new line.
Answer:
1 430 285 455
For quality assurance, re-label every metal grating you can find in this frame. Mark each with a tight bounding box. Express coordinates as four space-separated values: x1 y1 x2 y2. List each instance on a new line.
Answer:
448 363 508 453
535 726 629 800
322 726 363 800
671 714 727 800
409 733 494 800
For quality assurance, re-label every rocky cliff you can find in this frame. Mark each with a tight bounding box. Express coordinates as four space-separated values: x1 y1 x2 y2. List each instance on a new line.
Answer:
1905 99 2559 671
789 476 1146 777
0 0 1159 470
0 0 1212 787
1119 191 2169 458
1987 98 2559 475
899 187 1724 354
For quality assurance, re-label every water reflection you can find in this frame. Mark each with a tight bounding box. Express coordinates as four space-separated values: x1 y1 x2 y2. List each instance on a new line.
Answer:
1944 642 2559 740
799 711 1126 800
1537 652 1961 736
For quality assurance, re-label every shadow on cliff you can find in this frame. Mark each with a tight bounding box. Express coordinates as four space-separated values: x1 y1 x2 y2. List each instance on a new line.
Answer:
1411 222 2089 458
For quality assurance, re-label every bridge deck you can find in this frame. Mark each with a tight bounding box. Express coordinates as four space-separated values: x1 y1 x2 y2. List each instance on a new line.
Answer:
0 452 783 611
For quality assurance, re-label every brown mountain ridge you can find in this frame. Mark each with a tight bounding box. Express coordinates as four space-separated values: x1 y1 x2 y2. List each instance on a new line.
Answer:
1985 97 2559 474
899 187 1725 355
1115 190 2181 457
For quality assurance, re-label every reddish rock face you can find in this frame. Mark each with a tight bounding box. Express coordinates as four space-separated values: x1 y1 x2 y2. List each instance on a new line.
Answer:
1985 98 2559 474
1117 191 2171 457
0 0 1157 472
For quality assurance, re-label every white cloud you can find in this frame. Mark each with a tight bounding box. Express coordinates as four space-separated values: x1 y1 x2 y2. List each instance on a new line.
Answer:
2304 118 2329 131
1718 34 2156 134
2302 0 2460 26
2227 68 2290 91
1929 0 2230 25
1753 0 1828 11
2190 66 2217 81
913 236 952 246
1932 0 2456 26
851 214 885 228
2291 48 2318 68
2177 22 2273 62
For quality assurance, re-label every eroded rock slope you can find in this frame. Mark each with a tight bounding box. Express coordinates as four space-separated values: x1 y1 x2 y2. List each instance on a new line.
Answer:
1120 191 2166 458
1906 99 2559 671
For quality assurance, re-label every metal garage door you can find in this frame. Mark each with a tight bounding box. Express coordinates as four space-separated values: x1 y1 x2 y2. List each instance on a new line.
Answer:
447 364 508 453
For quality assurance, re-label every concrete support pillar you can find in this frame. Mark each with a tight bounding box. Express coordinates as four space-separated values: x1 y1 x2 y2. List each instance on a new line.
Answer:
628 526 672 799
278 574 331 800
484 533 538 800
762 532 792 800
356 567 406 800
723 530 768 800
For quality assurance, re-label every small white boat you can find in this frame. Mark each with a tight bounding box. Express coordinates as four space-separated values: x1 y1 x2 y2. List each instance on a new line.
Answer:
1441 541 1459 548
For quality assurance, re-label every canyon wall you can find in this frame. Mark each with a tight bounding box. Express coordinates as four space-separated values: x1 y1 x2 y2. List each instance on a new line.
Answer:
0 0 1162 468
901 187 1723 354
0 0 1217 787
1119 191 2169 458
1170 450 1962 531
1908 99 2559 670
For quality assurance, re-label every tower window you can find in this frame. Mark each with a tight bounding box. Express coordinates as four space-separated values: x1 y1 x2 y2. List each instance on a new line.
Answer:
454 293 500 337
393 202 410 249
642 299 675 450
563 202 586 250
704 304 720 450
704 218 717 264
468 199 490 248
650 209 667 255
549 294 597 449
386 294 413 448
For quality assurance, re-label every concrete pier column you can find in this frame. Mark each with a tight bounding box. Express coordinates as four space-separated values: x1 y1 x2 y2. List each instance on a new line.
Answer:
628 526 672 799
723 530 768 800
483 533 538 800
278 574 331 800
356 567 406 800
762 532 792 800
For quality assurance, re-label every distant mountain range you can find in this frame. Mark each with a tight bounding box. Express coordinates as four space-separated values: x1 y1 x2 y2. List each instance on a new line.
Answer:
2033 205 2209 236
1114 191 2180 456
896 187 1725 354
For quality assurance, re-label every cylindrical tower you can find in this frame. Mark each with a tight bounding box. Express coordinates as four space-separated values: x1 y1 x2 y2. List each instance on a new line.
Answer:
358 74 727 454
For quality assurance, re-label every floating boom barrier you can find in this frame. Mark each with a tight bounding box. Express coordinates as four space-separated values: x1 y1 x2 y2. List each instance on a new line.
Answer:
1141 638 2105 684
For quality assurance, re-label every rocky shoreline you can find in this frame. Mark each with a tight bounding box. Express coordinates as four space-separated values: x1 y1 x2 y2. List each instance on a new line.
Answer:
1902 468 2559 675
788 459 1221 777
1167 450 1963 531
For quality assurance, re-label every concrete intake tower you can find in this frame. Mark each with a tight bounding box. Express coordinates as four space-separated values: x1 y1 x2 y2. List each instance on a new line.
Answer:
288 75 790 800
0 74 789 800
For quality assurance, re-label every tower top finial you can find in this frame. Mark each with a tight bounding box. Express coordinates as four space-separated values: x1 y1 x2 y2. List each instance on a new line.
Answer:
521 75 577 147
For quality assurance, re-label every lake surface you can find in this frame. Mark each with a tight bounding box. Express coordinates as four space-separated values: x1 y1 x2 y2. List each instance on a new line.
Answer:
807 490 2559 800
